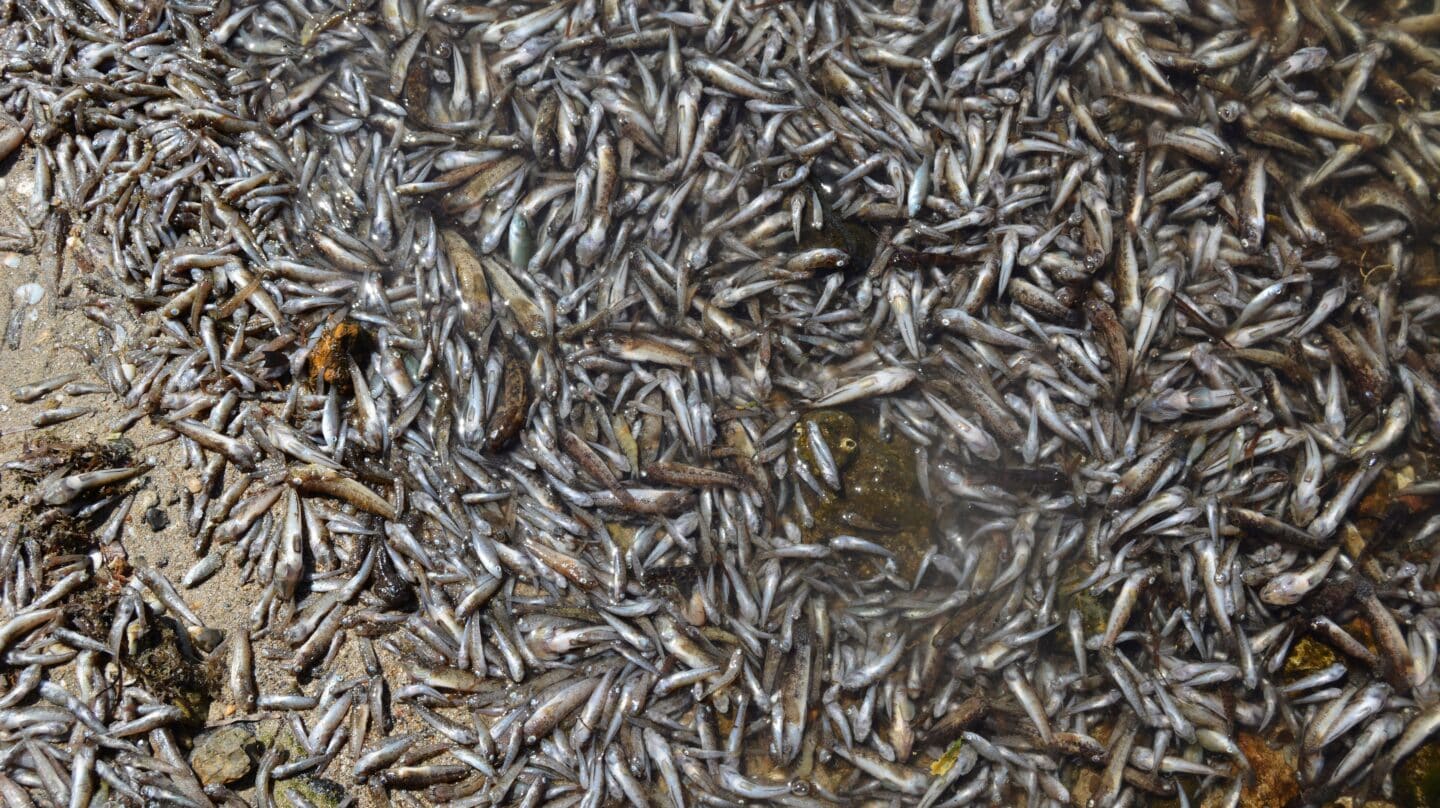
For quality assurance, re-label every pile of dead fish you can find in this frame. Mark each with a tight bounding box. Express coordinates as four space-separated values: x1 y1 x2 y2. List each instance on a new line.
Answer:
3 0 1440 804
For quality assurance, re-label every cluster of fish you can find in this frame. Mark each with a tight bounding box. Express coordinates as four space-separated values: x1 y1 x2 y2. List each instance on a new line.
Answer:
2 0 1440 804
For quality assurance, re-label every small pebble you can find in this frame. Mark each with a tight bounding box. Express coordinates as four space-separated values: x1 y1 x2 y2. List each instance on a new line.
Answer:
13 282 42 305
144 507 169 531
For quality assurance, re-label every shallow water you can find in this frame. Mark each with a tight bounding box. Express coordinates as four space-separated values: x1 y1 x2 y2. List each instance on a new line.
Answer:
2 0 1440 806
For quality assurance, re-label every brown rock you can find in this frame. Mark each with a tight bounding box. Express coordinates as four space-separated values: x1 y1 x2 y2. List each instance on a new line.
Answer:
190 726 256 785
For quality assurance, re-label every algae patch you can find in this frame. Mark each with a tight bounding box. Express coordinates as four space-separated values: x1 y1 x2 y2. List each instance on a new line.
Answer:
276 776 348 808
1394 740 1440 808
794 409 934 578
131 615 220 724
1281 635 1341 683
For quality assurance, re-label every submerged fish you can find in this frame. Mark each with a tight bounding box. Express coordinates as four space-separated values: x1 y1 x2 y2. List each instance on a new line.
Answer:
0 0 1438 805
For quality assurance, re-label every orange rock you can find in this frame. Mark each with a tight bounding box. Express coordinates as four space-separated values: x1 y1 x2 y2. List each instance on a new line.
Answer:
307 321 364 388
1236 731 1300 808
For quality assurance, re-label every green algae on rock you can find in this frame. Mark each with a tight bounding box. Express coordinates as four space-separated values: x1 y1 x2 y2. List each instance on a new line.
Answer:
276 776 348 808
1394 740 1440 808
794 409 934 579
